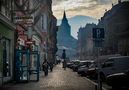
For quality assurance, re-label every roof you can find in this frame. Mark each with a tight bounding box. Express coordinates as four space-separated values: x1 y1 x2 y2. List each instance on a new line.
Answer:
109 56 129 59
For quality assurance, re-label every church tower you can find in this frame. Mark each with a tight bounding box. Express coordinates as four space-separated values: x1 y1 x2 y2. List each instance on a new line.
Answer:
59 10 71 37
62 11 68 24
57 10 77 58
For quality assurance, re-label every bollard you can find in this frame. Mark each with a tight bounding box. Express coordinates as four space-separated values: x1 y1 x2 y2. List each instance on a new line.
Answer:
95 84 98 90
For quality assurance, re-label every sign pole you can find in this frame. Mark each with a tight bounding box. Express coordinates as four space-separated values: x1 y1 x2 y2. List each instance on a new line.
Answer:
92 28 104 90
97 47 102 90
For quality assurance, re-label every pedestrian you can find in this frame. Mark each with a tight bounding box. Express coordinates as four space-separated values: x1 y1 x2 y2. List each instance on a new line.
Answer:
49 62 53 72
62 49 67 70
42 59 49 76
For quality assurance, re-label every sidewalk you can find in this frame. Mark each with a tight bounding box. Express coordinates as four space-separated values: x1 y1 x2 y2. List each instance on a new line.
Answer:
1 64 96 90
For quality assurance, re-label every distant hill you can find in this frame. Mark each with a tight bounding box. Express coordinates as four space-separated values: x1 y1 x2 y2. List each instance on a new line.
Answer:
57 15 98 39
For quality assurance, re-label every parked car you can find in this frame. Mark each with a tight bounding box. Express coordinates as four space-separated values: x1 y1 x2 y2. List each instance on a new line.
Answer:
106 70 129 89
77 65 89 76
100 56 129 80
86 64 98 79
69 60 80 69
67 60 74 68
87 56 129 81
77 61 95 76
73 60 93 72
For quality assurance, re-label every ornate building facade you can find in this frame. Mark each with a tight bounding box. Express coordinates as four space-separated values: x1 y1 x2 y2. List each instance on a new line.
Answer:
98 1 129 55
0 0 57 85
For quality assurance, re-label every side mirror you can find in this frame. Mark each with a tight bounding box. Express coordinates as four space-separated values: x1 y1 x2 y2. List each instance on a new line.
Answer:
125 70 129 75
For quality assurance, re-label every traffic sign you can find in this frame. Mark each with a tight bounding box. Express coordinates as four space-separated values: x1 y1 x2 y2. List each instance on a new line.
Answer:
92 28 105 47
93 28 105 90
92 28 104 40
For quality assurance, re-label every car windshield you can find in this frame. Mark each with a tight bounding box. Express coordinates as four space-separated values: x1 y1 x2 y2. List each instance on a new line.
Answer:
89 63 96 68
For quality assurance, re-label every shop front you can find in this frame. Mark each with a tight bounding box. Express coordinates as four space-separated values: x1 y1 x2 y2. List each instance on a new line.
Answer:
0 22 15 85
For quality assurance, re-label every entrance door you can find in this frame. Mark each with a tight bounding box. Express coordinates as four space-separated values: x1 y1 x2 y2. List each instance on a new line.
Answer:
29 51 40 81
15 50 40 82
15 49 29 82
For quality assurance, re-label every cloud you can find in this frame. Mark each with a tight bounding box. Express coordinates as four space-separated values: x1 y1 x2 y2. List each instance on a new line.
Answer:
52 0 129 19
52 0 68 5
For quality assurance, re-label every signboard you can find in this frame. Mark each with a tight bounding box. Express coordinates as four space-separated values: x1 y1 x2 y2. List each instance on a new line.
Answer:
42 32 47 36
18 35 28 41
17 38 25 46
92 28 105 47
93 28 104 40
17 35 28 46
25 41 35 45
14 15 34 24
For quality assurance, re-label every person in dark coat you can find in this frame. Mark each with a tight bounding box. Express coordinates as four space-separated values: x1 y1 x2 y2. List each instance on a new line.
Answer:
42 59 49 76
49 62 53 72
62 49 67 70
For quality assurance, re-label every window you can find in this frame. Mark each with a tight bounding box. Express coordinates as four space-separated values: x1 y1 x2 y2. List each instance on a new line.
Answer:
2 38 11 77
0 0 12 19
102 59 114 68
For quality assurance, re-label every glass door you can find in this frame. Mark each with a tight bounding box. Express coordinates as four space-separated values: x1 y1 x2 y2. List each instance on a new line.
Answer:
29 51 40 81
15 49 29 82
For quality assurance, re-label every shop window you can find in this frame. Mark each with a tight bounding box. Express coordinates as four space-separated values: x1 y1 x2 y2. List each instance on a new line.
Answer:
2 38 11 77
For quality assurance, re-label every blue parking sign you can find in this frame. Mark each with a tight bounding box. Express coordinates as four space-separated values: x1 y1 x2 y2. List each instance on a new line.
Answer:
93 28 105 47
92 28 104 39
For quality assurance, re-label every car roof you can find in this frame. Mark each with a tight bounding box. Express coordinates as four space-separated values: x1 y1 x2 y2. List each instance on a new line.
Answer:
79 60 94 63
109 56 129 59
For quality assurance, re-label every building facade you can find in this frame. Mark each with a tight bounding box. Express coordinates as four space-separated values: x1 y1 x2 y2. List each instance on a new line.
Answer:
0 0 57 85
97 1 129 55
77 23 97 60
0 0 15 85
48 15 58 64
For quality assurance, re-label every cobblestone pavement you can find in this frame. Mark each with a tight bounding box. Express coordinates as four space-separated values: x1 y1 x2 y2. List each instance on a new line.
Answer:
1 64 96 90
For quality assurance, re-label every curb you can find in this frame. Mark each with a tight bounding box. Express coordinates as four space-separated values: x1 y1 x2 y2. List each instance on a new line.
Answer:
83 77 108 90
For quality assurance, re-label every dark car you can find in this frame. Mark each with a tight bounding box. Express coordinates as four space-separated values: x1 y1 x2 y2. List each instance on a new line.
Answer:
86 67 98 79
66 62 73 68
77 65 89 76
77 61 95 76
73 60 93 72
106 70 129 89
67 60 75 68
69 60 80 69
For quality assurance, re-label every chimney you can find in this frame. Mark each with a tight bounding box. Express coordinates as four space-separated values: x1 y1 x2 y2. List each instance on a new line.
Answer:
112 3 114 7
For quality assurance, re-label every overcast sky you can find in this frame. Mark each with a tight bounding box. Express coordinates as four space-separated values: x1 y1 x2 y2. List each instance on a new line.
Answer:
52 0 128 19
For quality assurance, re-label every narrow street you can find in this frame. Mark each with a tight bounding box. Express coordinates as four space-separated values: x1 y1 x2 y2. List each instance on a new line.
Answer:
1 64 96 90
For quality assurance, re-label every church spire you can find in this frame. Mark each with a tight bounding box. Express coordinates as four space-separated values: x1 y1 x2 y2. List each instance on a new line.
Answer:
62 10 68 23
63 10 66 19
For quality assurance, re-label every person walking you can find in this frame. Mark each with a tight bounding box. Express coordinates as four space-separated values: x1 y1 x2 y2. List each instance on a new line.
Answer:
42 59 49 76
62 49 67 70
49 62 53 72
